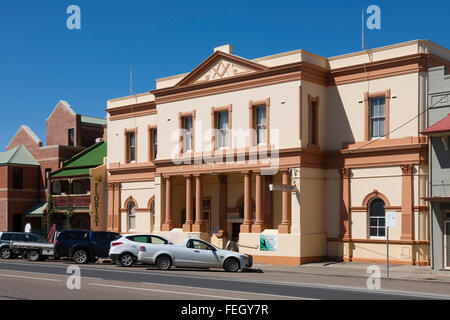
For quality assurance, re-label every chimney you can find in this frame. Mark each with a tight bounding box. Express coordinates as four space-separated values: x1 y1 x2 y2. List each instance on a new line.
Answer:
214 44 234 55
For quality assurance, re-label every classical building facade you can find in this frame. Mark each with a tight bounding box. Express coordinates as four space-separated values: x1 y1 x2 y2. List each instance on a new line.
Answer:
422 66 450 270
106 40 450 265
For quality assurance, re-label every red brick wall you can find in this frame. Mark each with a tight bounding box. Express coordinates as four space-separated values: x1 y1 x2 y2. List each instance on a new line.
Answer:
79 123 105 147
46 103 77 147
6 127 42 151
0 165 40 231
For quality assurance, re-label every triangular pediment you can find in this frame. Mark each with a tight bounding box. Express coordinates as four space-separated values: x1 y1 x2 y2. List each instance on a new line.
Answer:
176 51 269 87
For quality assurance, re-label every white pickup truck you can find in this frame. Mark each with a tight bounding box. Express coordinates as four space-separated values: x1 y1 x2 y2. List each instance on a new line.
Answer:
137 238 253 272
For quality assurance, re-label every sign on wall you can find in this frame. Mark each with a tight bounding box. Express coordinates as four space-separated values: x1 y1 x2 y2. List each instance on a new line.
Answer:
90 165 106 231
260 234 278 251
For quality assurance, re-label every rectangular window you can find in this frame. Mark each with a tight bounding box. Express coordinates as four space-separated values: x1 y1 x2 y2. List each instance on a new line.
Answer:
128 131 136 162
152 129 157 160
13 167 23 189
45 168 52 189
183 116 193 152
255 106 267 145
309 101 318 145
217 111 229 149
370 97 386 139
68 128 74 146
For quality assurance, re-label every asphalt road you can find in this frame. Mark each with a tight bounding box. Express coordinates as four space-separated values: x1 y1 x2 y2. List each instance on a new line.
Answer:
0 259 448 300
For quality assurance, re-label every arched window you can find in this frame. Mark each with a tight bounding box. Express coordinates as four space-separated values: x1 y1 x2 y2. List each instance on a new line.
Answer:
150 201 155 232
128 202 136 230
369 198 385 238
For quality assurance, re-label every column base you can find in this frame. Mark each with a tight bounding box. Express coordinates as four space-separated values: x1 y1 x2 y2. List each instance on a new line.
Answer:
400 235 414 241
182 223 193 232
240 223 251 233
278 224 291 234
251 223 265 233
192 222 208 233
161 222 174 231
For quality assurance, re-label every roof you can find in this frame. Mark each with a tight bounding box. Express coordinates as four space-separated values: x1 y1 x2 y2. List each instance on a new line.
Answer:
81 115 107 126
421 114 450 135
50 141 106 178
51 168 91 178
25 202 48 217
0 145 40 166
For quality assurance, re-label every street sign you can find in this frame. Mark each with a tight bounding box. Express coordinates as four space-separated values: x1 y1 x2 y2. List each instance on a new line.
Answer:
386 211 396 227
269 184 296 192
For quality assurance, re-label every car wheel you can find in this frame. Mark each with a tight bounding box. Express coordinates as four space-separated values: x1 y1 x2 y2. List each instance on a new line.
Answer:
0 248 12 259
119 253 134 267
73 250 89 264
26 250 41 262
156 255 172 271
224 258 240 272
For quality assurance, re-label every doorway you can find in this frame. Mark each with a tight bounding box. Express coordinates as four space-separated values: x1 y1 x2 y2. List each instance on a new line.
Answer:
13 214 23 232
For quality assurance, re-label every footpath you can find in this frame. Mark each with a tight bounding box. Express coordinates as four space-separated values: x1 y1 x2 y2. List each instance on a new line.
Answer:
253 261 450 284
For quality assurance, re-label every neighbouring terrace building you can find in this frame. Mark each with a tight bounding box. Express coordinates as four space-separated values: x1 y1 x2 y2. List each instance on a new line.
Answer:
106 40 450 266
0 100 106 233
422 66 450 270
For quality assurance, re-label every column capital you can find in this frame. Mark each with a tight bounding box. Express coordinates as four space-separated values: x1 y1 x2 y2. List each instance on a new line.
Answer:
340 168 351 179
400 164 413 176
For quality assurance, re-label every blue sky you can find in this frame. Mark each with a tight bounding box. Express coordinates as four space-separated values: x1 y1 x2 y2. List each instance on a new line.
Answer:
0 0 449 149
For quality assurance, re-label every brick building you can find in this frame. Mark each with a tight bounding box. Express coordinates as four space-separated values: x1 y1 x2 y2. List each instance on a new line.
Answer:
0 100 106 233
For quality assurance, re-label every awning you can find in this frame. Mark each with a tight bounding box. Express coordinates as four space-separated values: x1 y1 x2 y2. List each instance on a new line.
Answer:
421 114 450 135
25 202 47 217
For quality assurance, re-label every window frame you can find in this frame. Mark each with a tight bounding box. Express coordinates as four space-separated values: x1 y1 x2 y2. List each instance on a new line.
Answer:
68 128 75 146
307 95 320 149
127 201 136 231
12 167 23 190
368 198 386 239
178 111 196 155
124 128 138 164
148 126 157 162
249 98 270 147
364 90 391 141
211 105 232 150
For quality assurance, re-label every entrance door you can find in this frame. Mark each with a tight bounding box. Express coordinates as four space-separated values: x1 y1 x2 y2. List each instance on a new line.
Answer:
445 221 450 269
13 214 22 232
231 223 240 242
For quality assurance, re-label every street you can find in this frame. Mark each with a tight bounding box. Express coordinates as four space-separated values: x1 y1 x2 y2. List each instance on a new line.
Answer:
0 260 448 300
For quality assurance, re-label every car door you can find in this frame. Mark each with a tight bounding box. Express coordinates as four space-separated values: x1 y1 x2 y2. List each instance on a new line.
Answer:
91 232 114 257
187 239 220 268
126 235 149 256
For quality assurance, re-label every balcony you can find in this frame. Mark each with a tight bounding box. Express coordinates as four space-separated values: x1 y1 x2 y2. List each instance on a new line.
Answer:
53 194 90 209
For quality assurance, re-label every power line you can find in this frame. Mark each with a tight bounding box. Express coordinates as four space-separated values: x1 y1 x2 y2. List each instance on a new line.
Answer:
347 94 448 154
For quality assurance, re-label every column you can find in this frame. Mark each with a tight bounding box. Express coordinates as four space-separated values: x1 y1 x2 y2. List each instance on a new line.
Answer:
240 171 252 233
401 164 414 240
252 172 265 233
278 170 291 234
217 175 228 239
340 168 351 239
107 182 114 231
161 176 174 231
112 183 121 233
264 175 273 229
192 175 207 232
182 175 193 232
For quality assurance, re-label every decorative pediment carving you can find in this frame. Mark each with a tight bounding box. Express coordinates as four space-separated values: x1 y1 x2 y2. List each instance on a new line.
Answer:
176 51 268 87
